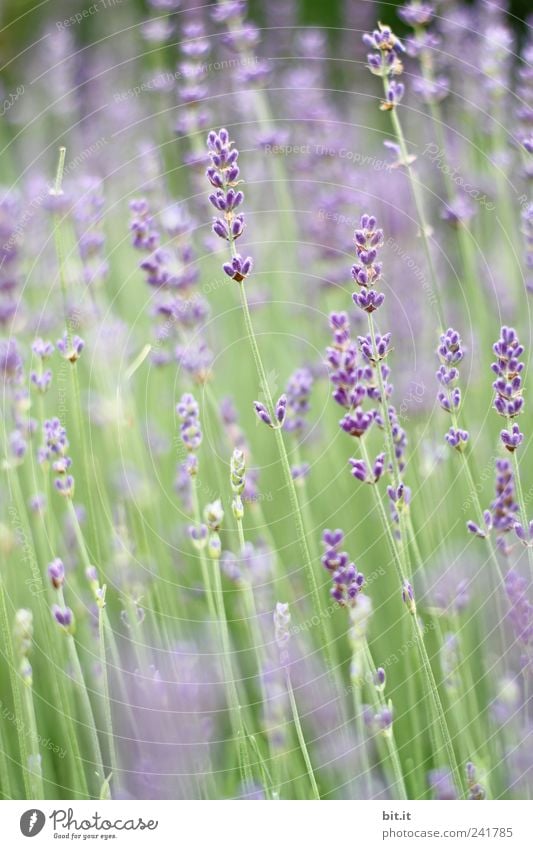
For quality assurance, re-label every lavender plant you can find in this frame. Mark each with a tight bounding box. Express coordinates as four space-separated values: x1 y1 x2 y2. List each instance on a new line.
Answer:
1 0 533 804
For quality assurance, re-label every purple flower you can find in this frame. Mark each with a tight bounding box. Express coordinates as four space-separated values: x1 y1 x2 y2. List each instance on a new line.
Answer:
47 558 65 589
253 401 272 428
0 339 22 380
56 333 84 363
445 427 469 451
176 393 202 452
363 24 405 99
428 768 458 800
130 199 159 252
275 394 287 425
32 338 54 359
222 253 253 282
52 605 74 632
349 452 385 484
189 524 208 550
501 423 524 453
374 705 393 734
374 667 386 690
206 129 253 279
470 459 518 550
351 214 385 314
398 2 434 27
492 327 524 423
283 368 313 433
402 580 416 613
340 409 373 438
514 520 533 545
505 570 533 662
321 529 364 608
30 369 52 394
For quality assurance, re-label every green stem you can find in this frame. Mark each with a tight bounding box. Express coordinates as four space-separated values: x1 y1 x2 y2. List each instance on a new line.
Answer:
22 681 45 799
238 281 334 669
191 482 218 623
210 554 253 787
285 670 321 799
57 586 104 796
382 77 445 331
362 642 408 800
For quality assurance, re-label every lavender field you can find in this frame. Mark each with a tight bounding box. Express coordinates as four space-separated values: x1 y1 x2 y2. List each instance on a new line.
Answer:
1 0 532 802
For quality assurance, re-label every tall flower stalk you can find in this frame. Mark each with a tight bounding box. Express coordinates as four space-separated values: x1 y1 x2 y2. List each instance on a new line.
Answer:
205 128 335 670
344 213 463 792
363 23 445 330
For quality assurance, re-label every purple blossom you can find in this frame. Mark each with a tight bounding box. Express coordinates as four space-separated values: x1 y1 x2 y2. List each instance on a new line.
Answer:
52 605 74 632
505 570 533 663
351 214 385 314
321 529 365 608
363 24 405 99
469 459 518 550
492 327 525 422
398 2 434 27
283 368 313 433
253 401 272 427
402 580 416 613
176 393 202 452
206 129 253 280
349 452 385 484
47 558 65 589
32 338 54 359
0 339 22 380
222 253 253 282
428 768 459 800
56 333 84 363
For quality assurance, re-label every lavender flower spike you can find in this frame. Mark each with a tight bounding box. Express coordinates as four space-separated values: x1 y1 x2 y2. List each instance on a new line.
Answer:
402 580 416 614
176 393 203 453
47 557 65 589
363 23 405 111
206 128 253 282
492 326 525 421
52 605 75 634
351 215 386 314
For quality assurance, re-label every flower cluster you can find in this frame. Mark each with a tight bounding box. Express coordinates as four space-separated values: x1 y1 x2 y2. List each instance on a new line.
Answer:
505 570 533 670
73 176 108 288
325 311 380 444
40 418 74 498
52 605 74 634
283 367 313 433
176 393 202 455
321 529 365 608
363 23 405 110
351 215 385 314
206 128 253 282
492 326 524 450
398 3 434 27
30 338 54 394
468 459 518 551
175 19 211 138
211 1 270 85
57 332 84 364
465 761 486 801
436 328 469 451
253 395 287 429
